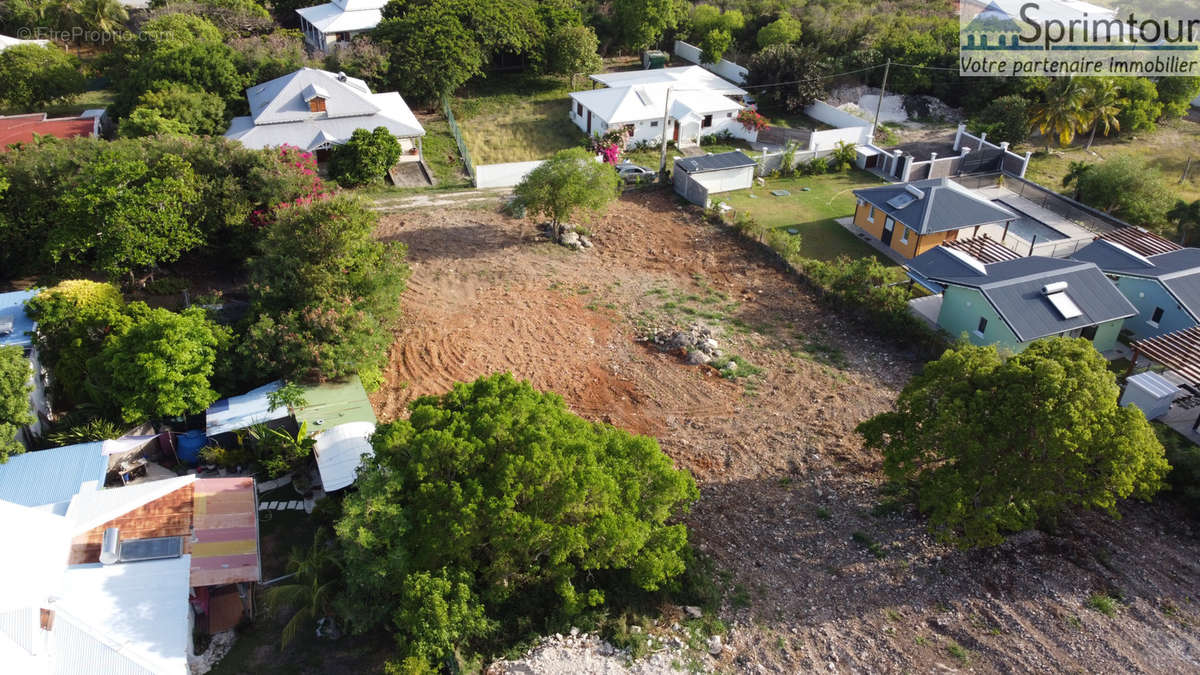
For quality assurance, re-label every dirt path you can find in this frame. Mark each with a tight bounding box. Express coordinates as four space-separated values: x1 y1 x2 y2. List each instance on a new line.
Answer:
370 187 511 212
372 191 1200 673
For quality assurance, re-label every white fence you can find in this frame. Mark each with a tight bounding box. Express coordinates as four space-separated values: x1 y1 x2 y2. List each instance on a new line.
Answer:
804 101 871 132
673 40 748 84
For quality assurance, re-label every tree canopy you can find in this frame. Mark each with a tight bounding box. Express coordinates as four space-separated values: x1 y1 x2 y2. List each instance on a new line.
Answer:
857 338 1169 548
0 43 87 109
0 346 34 463
756 14 802 49
374 4 484 102
612 0 686 51
513 147 619 241
335 373 699 664
86 304 228 423
745 44 825 114
1076 155 1172 230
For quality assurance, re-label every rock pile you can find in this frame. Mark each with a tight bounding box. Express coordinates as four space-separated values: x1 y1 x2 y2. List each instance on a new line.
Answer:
487 625 711 675
649 324 723 367
541 223 594 250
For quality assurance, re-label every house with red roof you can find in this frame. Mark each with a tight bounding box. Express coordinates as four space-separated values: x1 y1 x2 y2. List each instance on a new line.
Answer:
0 112 101 151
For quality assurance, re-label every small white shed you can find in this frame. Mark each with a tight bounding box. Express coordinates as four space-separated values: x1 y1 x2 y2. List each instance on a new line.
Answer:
1120 371 1179 420
673 151 756 207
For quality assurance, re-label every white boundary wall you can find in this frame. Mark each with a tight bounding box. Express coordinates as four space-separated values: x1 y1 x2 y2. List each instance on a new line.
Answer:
673 40 748 84
474 160 547 189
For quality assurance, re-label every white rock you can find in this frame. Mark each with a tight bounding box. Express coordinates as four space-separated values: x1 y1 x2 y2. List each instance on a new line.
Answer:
684 606 703 619
707 635 722 656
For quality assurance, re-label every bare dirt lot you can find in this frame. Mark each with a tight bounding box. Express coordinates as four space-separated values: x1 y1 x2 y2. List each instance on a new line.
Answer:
372 191 1200 673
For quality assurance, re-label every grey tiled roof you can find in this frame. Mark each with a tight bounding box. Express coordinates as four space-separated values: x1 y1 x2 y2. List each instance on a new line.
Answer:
1072 240 1200 320
853 178 1016 235
909 247 1136 342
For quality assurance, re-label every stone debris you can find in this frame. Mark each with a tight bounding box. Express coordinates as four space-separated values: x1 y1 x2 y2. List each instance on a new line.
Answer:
487 630 707 675
646 324 723 367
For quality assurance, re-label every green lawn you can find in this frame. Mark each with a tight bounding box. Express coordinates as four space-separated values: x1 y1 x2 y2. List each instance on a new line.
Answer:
1023 118 1200 204
1 88 115 117
453 73 585 165
718 170 893 263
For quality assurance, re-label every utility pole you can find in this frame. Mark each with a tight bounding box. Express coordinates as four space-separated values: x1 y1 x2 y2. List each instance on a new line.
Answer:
870 59 891 143
658 87 673 181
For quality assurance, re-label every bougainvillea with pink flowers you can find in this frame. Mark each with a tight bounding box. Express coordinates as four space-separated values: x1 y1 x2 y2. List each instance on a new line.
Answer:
737 109 768 132
589 128 633 165
248 144 332 226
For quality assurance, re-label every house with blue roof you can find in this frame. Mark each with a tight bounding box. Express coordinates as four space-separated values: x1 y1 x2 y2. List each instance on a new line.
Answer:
0 441 109 509
1071 240 1200 340
907 246 1136 352
1 289 48 445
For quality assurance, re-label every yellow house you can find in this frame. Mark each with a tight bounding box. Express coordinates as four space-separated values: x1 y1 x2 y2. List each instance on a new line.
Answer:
852 178 1017 260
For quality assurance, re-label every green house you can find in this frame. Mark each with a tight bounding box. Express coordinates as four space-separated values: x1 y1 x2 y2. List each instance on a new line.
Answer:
907 246 1136 352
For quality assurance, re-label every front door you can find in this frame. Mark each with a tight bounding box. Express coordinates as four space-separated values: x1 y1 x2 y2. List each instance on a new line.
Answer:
586 111 592 135
882 217 895 245
673 122 680 142
1081 325 1098 341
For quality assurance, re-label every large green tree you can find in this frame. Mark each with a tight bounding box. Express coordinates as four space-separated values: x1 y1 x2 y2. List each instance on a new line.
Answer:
335 373 699 663
745 44 826 114
48 151 203 280
86 304 227 423
968 94 1031 146
374 4 483 102
0 346 34 463
0 43 86 110
756 14 802 49
513 147 619 242
1031 77 1088 149
120 84 227 137
612 0 686 50
541 23 602 88
858 338 1169 548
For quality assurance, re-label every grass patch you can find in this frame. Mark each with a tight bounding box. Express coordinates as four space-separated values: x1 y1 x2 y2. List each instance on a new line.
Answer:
1025 118 1200 204
946 642 970 665
815 506 832 520
717 171 895 264
1087 592 1120 616
710 354 762 379
2 88 115 117
453 73 585 164
851 531 886 559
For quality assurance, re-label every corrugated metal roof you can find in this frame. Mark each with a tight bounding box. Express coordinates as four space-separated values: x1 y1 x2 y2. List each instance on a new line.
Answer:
1126 371 1179 399
191 477 260 586
56 557 192 675
296 375 377 433
0 443 107 507
205 380 288 437
854 178 1016 235
313 422 376 492
909 248 1137 342
675 151 756 174
0 289 39 349
1073 241 1200 320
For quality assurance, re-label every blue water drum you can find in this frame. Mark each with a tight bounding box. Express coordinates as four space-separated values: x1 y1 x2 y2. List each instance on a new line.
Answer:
176 429 208 465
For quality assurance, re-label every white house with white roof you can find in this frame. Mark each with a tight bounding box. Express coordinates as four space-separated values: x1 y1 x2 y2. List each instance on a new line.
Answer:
569 66 757 148
296 0 386 50
224 68 425 160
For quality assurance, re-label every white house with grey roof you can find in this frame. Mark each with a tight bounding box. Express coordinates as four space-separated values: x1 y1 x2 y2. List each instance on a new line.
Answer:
1071 240 1200 340
296 0 386 50
569 66 757 147
907 246 1135 353
224 68 424 160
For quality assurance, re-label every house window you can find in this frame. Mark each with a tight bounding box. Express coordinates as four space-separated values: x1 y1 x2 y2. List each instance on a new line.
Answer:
308 97 326 113
576 102 583 116
727 112 733 117
975 317 988 336
650 120 659 127
900 227 910 244
702 114 713 128
1149 306 1164 326
867 206 875 223
1081 325 1098 341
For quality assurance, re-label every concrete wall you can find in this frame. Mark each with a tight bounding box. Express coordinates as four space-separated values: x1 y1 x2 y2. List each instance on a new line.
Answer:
954 124 1031 178
804 101 871 130
1112 275 1196 340
474 160 547 189
673 40 748 84
939 286 1018 350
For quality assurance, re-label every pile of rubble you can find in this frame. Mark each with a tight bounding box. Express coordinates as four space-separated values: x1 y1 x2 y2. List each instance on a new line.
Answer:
541 223 594 250
647 324 740 375
487 624 723 675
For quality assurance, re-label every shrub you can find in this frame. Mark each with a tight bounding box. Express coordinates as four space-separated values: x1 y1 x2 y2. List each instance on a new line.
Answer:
0 346 34 462
968 94 1031 146
0 43 86 109
329 127 404 187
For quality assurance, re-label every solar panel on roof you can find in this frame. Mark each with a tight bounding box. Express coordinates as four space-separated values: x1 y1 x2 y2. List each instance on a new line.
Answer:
886 194 915 209
119 536 183 563
1046 292 1083 319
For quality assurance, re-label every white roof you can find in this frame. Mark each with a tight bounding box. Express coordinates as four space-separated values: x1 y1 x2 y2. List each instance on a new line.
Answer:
225 69 424 151
331 0 387 10
55 557 192 675
0 500 71 612
205 380 288 437
0 35 49 50
0 443 108 508
589 66 746 96
313 422 375 491
1127 371 1179 399
65 475 195 535
570 85 741 126
296 2 383 34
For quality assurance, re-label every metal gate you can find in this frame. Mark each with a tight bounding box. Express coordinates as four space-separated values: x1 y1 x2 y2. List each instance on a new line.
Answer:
958 147 1004 175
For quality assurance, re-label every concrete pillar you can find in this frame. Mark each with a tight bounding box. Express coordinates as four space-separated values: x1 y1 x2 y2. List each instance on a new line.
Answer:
954 123 966 151
930 152 938 162
978 131 988 151
1021 151 1032 178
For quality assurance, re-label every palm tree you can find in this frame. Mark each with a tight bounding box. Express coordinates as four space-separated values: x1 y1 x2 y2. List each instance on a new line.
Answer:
1168 199 1200 245
262 529 342 650
1061 161 1092 201
1081 78 1121 150
57 0 128 35
1031 78 1088 151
